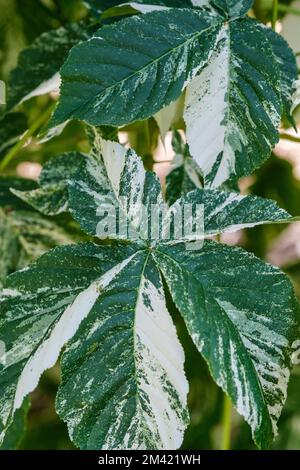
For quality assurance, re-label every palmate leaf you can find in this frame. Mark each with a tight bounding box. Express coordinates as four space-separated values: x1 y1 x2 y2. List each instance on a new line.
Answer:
57 252 189 449
52 0 297 187
0 137 299 449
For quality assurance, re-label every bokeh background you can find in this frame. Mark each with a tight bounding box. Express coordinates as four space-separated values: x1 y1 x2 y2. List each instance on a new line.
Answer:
0 0 300 450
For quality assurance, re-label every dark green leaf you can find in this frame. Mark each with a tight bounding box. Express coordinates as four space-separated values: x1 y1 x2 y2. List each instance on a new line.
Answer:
51 8 222 127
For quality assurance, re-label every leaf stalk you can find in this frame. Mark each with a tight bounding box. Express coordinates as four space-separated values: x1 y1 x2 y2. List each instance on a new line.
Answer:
221 393 232 450
0 102 55 172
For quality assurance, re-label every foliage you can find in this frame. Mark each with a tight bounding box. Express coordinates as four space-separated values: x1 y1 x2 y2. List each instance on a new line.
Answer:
0 0 300 451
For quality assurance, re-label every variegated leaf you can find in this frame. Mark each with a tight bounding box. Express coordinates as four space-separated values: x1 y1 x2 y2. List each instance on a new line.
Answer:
0 113 27 160
6 23 90 112
11 153 86 216
66 136 295 246
83 0 194 15
212 0 253 18
67 136 166 241
0 399 29 450
164 188 296 243
292 79 300 114
154 95 184 141
0 209 19 288
0 209 74 287
3 134 300 450
0 177 37 210
50 8 222 127
8 211 76 268
258 25 298 125
184 19 282 187
154 241 300 448
0 242 138 441
57 253 188 450
166 130 202 205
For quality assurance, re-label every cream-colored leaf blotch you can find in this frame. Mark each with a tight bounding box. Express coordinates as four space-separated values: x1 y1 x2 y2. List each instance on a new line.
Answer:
184 27 233 188
12 255 134 413
154 95 184 142
20 72 61 104
134 275 189 449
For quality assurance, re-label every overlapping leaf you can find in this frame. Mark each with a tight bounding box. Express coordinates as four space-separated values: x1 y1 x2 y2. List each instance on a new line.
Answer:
1 136 299 450
5 23 91 112
166 131 202 206
52 0 297 187
50 7 222 127
11 152 86 216
0 208 74 287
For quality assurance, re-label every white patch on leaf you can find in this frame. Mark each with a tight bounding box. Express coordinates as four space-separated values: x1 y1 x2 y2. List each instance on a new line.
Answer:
154 95 184 141
13 255 135 412
20 72 61 104
135 276 188 449
125 3 169 13
191 0 211 5
291 79 300 113
184 27 234 187
100 270 189 450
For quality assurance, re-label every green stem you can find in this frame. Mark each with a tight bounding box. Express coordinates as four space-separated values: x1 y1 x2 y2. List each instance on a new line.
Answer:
280 133 300 143
277 4 300 16
221 394 232 450
272 0 278 30
0 102 55 172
